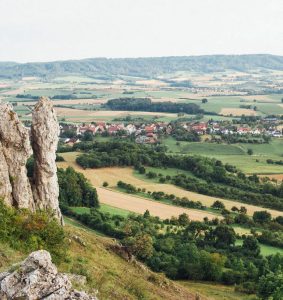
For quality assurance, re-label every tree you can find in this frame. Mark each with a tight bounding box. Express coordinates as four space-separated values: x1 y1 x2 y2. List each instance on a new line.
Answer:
202 98 208 104
258 270 283 300
242 236 260 257
253 211 272 224
211 225 236 248
124 233 154 259
178 213 190 226
102 181 109 187
247 149 253 155
275 216 283 225
143 210 150 218
82 131 94 141
240 206 247 214
211 200 225 210
231 206 239 213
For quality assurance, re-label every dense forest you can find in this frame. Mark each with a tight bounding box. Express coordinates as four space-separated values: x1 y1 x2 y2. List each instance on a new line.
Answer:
105 98 205 114
72 140 283 211
1 54 283 78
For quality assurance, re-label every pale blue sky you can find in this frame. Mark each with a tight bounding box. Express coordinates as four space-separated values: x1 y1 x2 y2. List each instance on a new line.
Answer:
0 0 282 62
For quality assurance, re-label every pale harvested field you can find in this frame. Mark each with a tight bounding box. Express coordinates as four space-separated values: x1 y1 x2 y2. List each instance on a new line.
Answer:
57 152 282 218
96 187 217 221
151 98 182 103
258 174 283 181
2 88 23 95
53 107 177 121
241 95 276 102
220 108 257 116
19 98 107 106
136 79 168 86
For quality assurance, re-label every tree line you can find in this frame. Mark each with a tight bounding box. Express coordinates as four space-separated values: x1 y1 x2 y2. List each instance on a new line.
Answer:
105 97 205 114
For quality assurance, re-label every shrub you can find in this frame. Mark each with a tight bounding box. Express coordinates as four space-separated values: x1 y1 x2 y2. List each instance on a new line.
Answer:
0 200 67 263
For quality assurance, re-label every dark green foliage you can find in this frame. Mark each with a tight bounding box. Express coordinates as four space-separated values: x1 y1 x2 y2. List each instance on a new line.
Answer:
106 98 204 114
172 127 201 142
0 200 66 263
58 167 99 208
211 200 225 210
258 270 283 300
55 154 65 162
253 211 272 224
117 181 137 193
247 149 253 155
242 236 260 257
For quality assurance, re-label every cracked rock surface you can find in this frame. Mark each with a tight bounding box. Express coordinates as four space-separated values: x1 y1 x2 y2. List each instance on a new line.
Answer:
0 250 97 300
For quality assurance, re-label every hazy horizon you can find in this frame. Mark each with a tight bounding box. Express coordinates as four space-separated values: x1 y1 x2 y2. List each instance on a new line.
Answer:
1 0 283 63
2 53 283 65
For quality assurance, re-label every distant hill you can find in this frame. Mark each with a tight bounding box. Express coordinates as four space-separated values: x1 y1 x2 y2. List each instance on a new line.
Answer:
1 54 283 79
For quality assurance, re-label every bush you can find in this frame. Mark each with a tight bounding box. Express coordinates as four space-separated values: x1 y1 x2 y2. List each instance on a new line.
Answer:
0 200 66 263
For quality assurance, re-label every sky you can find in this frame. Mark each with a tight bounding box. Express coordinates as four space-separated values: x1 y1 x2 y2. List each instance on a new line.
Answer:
0 0 283 63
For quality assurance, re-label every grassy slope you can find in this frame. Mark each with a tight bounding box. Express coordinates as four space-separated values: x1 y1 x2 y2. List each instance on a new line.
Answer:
0 219 199 300
0 218 259 300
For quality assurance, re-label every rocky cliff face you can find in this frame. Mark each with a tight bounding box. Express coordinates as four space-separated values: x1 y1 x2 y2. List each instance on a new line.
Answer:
31 97 62 223
0 97 62 222
0 250 97 299
0 103 34 209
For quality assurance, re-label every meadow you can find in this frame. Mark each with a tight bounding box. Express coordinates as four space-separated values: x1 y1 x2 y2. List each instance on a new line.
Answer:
163 137 283 174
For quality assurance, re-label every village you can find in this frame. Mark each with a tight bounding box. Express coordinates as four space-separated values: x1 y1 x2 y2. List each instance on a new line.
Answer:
58 116 283 146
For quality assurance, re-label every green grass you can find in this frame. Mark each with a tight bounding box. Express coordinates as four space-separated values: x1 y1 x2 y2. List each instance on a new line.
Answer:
260 244 283 256
163 138 283 174
236 240 283 256
179 281 256 300
181 142 245 155
134 165 195 178
70 204 131 218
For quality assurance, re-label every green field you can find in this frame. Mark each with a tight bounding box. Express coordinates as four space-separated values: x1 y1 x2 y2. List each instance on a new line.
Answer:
235 240 283 256
163 137 283 174
70 203 132 218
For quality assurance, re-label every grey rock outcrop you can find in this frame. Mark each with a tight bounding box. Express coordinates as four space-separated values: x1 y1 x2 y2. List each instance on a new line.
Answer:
0 142 13 206
0 97 62 223
31 97 62 223
0 103 34 209
0 250 97 300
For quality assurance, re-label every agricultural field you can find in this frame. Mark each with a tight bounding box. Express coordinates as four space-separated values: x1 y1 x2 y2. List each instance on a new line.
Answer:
57 152 282 218
163 137 283 174
1 72 283 121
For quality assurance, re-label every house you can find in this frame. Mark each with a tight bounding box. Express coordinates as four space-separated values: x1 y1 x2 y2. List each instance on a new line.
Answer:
107 124 124 135
191 122 208 134
237 127 251 135
144 124 156 134
126 124 137 135
135 134 158 144
64 138 81 146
